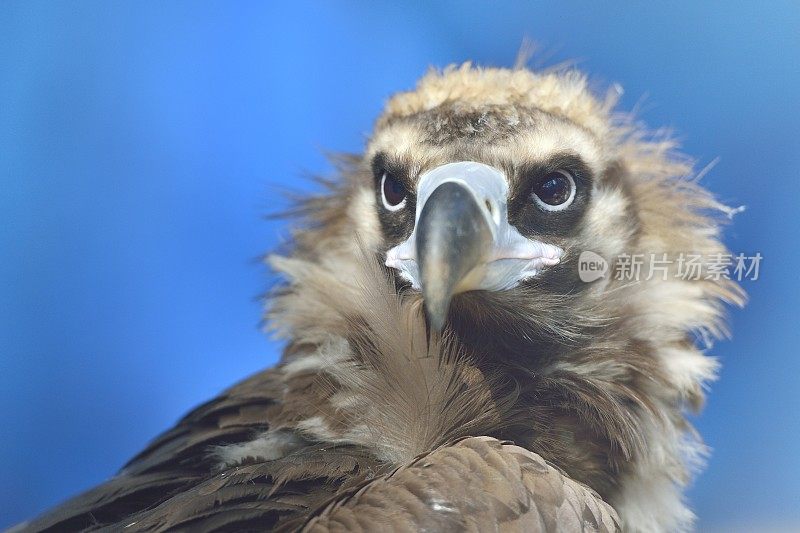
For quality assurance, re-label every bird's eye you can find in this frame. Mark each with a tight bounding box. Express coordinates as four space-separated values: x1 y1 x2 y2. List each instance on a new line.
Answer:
381 172 407 211
531 170 576 211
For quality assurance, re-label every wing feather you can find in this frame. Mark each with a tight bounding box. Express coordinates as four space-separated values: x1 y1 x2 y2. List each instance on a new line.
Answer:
303 436 621 533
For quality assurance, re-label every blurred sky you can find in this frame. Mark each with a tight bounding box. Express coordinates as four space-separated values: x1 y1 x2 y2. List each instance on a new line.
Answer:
1 1 798 530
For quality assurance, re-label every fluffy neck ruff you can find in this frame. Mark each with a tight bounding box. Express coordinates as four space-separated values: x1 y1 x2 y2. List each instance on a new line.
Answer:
266 224 738 533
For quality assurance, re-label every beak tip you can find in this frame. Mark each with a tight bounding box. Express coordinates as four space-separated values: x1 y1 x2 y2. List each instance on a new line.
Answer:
424 299 449 333
429 315 445 333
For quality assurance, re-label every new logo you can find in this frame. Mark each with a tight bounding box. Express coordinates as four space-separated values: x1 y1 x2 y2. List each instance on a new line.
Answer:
578 251 608 283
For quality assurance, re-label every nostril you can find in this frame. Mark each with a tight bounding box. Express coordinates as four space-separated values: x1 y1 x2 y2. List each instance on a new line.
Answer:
485 198 501 225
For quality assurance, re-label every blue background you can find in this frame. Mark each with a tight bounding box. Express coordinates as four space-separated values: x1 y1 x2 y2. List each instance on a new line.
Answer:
1 2 798 530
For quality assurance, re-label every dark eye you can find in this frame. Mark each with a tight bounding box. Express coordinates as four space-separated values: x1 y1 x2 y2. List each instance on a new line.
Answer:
381 172 407 211
532 170 576 211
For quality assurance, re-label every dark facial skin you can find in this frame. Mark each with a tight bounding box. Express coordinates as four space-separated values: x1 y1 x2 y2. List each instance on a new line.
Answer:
506 153 593 240
371 152 417 248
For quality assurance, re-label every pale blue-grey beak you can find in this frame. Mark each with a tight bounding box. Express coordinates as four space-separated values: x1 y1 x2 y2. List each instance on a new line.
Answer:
416 181 493 331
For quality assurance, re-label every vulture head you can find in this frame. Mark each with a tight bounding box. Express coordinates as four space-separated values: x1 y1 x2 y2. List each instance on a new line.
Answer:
272 64 743 531
22 63 744 533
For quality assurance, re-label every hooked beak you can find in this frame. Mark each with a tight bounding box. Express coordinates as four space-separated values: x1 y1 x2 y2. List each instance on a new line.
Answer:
385 161 563 332
416 181 493 331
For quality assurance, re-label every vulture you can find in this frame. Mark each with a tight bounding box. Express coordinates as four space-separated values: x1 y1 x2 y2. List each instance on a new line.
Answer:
16 63 744 533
